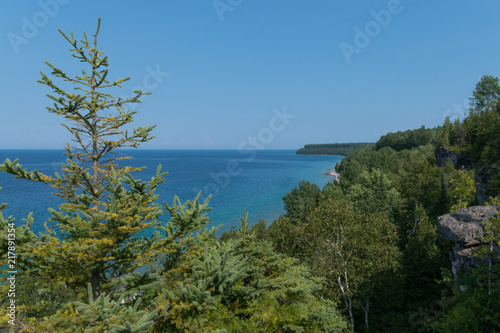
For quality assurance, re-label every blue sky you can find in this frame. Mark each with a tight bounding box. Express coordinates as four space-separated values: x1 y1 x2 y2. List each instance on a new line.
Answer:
1 0 500 149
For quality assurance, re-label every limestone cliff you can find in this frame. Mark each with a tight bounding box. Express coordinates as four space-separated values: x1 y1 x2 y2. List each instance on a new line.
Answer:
437 206 499 278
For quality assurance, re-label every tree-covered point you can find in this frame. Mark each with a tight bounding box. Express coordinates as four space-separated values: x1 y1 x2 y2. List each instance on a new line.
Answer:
296 142 375 156
375 126 442 151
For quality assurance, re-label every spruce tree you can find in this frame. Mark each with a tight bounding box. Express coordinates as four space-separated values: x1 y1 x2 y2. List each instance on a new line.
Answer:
0 18 165 300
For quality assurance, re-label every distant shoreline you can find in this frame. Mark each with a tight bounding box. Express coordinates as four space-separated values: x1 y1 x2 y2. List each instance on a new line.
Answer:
296 142 374 156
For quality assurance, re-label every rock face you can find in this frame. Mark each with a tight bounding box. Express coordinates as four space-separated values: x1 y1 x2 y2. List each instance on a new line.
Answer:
476 166 500 205
436 147 472 170
438 206 498 278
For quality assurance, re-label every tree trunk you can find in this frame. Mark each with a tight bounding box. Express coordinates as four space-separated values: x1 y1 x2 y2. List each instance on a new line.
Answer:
338 275 354 332
348 297 354 333
361 298 370 332
91 73 100 211
91 269 100 300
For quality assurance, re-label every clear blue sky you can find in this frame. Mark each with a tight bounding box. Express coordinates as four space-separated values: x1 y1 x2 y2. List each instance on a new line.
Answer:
1 1 500 149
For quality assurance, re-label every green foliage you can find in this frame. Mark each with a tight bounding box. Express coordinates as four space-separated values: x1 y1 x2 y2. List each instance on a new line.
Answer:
296 142 375 156
449 168 476 211
338 142 445 224
267 215 304 258
282 180 320 222
168 280 219 330
337 146 400 187
250 218 268 241
237 243 347 332
375 126 441 151
338 158 368 191
270 198 400 332
445 74 500 165
470 75 500 112
150 192 215 276
402 206 442 307
438 171 452 215
344 168 400 214
268 74 500 332
185 241 247 300
490 168 500 196
35 282 159 333
398 147 444 221
273 126 458 331
319 182 345 204
218 225 238 243
211 215 348 332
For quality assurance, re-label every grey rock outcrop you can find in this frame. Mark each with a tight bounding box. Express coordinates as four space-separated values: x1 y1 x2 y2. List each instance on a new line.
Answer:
436 147 472 170
437 147 458 168
438 206 498 278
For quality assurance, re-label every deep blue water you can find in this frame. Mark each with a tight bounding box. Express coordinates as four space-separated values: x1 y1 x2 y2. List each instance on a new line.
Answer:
0 150 342 235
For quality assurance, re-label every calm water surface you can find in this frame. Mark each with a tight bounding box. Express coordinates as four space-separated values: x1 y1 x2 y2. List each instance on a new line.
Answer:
0 149 342 234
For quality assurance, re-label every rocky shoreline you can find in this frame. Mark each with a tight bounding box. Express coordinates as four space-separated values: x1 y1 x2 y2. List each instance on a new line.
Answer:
326 169 340 182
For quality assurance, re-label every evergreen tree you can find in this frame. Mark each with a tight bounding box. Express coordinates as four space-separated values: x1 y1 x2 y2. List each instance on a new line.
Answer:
35 283 159 333
460 75 500 164
0 18 165 300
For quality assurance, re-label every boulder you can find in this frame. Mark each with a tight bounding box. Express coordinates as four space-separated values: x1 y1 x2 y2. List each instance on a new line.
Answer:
437 205 498 278
438 206 496 246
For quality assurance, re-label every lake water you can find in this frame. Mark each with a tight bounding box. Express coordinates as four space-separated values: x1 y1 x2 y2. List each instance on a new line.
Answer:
0 149 342 234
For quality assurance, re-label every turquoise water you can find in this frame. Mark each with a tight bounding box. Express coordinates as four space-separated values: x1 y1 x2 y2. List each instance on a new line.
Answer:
0 150 342 234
